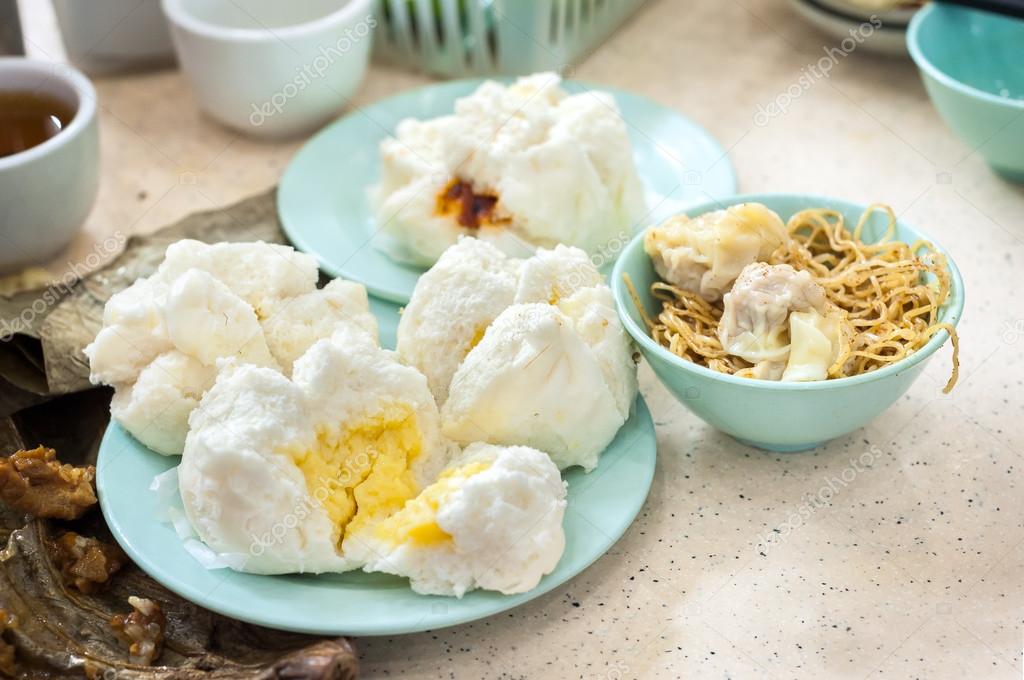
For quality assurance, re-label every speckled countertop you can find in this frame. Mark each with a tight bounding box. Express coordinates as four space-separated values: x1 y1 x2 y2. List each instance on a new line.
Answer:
17 0 1024 677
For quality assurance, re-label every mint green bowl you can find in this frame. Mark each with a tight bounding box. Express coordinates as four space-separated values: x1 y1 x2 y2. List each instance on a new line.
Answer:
611 194 965 452
907 3 1024 181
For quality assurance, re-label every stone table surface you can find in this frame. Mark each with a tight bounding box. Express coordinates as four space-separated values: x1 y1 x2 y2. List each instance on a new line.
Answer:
17 0 1024 678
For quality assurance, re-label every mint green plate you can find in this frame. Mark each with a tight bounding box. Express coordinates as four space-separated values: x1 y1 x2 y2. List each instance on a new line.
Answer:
96 302 656 636
278 78 737 304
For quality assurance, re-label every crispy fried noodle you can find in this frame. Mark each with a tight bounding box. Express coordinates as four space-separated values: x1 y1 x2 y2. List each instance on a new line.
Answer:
627 205 960 392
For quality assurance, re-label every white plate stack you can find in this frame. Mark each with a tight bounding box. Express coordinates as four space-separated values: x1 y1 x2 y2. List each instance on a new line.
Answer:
788 0 925 56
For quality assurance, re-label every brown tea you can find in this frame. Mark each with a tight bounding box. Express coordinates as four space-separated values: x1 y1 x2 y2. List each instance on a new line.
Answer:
0 90 76 158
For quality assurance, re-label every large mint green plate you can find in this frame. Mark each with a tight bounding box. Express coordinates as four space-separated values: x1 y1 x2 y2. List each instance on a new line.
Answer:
278 78 737 304
96 302 656 636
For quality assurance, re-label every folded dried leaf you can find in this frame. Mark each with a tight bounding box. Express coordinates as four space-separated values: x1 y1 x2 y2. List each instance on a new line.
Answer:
0 609 14 678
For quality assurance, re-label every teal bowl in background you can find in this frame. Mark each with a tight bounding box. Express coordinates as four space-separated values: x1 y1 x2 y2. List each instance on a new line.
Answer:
907 3 1024 181
611 193 965 452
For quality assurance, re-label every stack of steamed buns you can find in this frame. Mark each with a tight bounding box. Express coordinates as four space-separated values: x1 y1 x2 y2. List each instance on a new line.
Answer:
87 238 638 597
87 72 648 598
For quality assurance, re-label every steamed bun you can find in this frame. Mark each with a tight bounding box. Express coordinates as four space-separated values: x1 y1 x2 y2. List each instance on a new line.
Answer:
396 238 519 403
374 73 645 265
398 238 638 471
110 351 216 455
85 240 377 455
355 442 567 597
261 278 378 372
178 327 454 575
154 239 318 316
164 269 277 369
86 276 172 386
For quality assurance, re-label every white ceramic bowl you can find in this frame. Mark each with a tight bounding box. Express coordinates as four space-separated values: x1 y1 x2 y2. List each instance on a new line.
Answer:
53 0 176 75
813 0 920 27
0 58 100 273
161 0 375 138
789 0 909 57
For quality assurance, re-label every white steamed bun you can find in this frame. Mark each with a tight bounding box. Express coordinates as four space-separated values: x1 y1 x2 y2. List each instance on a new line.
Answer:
110 351 216 456
178 327 453 575
355 442 567 597
85 239 377 455
396 238 519 403
398 238 638 471
374 73 645 265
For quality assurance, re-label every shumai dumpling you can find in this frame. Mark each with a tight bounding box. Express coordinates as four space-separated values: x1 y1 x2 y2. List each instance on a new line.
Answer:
718 262 851 381
373 73 645 265
644 203 788 301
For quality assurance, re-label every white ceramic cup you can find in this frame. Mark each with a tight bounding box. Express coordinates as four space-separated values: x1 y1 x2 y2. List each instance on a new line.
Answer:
161 0 376 138
0 58 100 274
53 0 177 75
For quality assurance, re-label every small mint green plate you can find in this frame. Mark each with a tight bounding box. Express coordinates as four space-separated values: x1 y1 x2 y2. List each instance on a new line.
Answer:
278 78 737 304
96 302 656 636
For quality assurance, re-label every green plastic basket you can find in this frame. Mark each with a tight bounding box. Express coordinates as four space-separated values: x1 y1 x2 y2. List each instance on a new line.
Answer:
373 0 646 77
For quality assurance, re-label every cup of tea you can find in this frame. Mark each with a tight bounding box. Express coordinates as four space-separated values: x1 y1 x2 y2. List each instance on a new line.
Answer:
0 58 100 273
160 0 375 138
